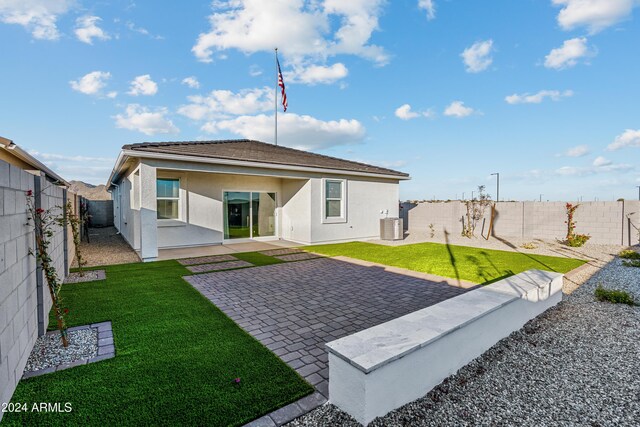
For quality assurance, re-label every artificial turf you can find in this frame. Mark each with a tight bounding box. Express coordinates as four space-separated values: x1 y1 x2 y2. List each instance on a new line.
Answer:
307 241 585 284
4 260 313 426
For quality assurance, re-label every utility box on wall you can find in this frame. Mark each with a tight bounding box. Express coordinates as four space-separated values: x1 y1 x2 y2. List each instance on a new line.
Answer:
380 218 403 240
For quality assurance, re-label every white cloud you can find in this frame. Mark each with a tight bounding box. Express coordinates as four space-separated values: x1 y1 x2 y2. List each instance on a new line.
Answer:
29 150 115 184
607 129 640 150
0 0 74 40
552 0 637 33
114 104 179 135
192 0 387 65
178 87 273 120
418 0 436 20
69 71 111 96
128 74 158 96
505 89 574 104
394 104 434 120
249 65 263 77
74 15 110 44
181 76 200 89
125 21 163 40
593 156 612 167
443 101 476 118
556 159 633 176
285 63 348 85
564 145 590 157
461 40 494 73
106 91 118 99
201 113 366 150
29 151 113 163
544 37 593 69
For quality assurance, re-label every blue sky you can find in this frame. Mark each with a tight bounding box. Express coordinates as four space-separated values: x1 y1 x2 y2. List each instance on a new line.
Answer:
1 0 639 201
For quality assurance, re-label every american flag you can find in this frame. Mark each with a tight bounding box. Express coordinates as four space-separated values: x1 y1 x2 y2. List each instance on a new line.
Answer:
277 57 288 112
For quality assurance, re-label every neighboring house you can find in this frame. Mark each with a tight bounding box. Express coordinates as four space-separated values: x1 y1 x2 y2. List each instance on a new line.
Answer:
0 136 68 185
107 140 410 261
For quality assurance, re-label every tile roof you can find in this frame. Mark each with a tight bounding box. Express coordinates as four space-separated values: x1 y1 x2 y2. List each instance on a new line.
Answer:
122 139 409 178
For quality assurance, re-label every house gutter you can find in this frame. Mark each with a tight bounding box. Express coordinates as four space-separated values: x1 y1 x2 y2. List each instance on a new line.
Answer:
107 149 411 185
0 136 69 186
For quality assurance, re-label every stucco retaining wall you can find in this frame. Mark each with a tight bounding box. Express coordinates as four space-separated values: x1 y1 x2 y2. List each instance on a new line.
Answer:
326 269 564 425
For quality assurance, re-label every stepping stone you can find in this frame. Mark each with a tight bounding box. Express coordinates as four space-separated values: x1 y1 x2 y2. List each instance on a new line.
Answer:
260 248 304 256
274 253 323 262
187 260 253 273
178 254 238 266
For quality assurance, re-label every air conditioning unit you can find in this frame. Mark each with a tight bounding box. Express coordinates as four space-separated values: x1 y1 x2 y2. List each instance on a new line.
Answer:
380 217 403 240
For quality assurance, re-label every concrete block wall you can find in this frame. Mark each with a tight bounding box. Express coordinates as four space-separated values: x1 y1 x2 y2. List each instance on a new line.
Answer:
623 201 640 246
408 202 463 235
0 160 71 418
408 200 640 246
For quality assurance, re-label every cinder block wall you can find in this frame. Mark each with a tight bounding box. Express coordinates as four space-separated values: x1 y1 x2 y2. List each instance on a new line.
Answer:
407 200 640 246
0 160 71 417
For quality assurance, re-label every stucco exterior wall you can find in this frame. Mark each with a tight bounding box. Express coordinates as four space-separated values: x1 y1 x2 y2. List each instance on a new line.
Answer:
156 170 284 248
281 179 312 243
112 158 403 250
309 177 400 244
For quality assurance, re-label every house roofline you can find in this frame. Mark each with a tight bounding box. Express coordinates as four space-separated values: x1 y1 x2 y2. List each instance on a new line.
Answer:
107 149 411 186
0 136 69 186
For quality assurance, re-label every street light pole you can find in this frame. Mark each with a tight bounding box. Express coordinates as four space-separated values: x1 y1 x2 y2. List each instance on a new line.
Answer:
491 173 500 202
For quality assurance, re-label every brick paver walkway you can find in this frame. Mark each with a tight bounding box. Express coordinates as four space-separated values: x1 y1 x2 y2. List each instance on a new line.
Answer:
185 257 469 398
186 260 253 273
259 248 303 256
178 254 238 265
274 252 323 262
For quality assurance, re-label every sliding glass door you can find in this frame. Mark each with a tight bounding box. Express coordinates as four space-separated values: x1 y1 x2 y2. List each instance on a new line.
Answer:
224 191 276 239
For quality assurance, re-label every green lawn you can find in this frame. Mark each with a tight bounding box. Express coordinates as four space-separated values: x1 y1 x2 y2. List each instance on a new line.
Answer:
4 260 312 426
307 241 585 284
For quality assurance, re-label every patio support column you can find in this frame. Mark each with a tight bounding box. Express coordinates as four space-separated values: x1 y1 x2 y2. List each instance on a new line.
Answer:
139 162 158 261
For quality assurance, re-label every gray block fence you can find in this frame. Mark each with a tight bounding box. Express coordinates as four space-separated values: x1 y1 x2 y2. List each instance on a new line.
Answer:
0 160 73 418
405 200 640 246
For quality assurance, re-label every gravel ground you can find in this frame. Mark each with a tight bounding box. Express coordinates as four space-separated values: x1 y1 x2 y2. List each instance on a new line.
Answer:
64 269 106 283
73 226 140 267
24 328 98 373
288 247 640 427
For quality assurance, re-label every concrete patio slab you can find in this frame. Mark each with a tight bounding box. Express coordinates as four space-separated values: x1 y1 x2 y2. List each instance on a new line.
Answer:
185 257 469 399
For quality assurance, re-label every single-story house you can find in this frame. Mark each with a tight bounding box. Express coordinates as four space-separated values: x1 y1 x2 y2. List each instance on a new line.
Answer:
107 140 410 261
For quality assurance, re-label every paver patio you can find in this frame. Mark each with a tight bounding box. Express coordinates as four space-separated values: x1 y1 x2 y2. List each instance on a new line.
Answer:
185 257 470 398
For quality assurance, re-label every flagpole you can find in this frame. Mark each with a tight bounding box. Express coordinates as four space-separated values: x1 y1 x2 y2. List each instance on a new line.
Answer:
274 48 278 146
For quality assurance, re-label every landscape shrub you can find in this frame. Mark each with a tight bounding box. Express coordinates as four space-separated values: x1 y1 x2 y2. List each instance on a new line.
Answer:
564 203 590 247
618 250 640 260
594 286 637 306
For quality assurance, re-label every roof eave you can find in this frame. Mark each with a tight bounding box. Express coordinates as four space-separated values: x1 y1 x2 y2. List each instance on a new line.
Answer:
118 149 411 181
0 137 69 186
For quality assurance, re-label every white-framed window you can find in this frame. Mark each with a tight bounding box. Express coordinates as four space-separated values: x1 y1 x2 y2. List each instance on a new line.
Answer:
156 178 180 220
322 178 347 223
